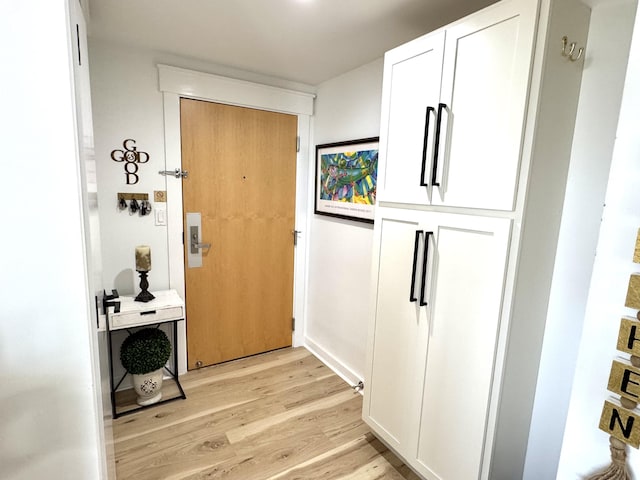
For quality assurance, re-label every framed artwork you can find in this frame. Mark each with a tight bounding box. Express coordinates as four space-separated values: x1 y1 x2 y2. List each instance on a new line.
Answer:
314 137 379 224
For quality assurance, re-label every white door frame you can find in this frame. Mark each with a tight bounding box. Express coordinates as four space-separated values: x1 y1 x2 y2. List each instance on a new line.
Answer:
158 65 315 374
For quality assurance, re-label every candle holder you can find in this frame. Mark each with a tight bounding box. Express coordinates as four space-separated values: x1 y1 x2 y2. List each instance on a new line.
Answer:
134 270 155 303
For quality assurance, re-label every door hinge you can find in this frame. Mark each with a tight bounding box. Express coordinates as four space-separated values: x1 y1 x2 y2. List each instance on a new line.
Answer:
292 317 296 331
293 230 300 246
296 136 300 153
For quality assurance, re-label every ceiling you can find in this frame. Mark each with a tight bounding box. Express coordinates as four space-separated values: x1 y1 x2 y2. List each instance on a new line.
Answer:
87 0 497 85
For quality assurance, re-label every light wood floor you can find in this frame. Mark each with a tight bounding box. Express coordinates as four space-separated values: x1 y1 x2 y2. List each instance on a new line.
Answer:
113 347 420 480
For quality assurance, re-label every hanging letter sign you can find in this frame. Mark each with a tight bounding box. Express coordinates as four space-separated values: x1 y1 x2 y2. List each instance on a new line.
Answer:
110 139 150 185
599 399 640 448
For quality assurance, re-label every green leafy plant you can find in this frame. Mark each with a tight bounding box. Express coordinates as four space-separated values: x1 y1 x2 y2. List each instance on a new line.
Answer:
120 328 171 375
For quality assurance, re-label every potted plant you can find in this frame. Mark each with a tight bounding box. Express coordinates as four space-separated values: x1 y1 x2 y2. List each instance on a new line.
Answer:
120 328 171 406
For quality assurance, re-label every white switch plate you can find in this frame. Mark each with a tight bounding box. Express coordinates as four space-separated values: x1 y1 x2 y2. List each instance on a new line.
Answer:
155 206 167 226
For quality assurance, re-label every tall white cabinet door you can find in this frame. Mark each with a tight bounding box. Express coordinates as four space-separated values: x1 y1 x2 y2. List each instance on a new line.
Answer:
71 0 103 313
364 208 432 456
379 32 445 205
69 2 114 477
432 0 537 210
415 213 511 480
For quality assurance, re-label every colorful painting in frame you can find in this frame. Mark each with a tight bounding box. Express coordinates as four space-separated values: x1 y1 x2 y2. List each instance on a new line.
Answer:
314 137 379 224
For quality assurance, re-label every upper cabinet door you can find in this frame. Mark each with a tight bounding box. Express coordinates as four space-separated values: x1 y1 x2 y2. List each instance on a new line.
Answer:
379 0 537 211
379 32 445 205
433 0 537 210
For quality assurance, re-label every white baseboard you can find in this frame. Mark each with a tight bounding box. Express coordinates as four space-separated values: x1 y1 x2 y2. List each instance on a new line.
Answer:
304 336 363 393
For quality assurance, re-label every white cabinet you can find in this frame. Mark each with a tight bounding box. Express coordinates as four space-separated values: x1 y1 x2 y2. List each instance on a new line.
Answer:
69 1 115 477
70 0 103 325
379 0 537 211
365 207 510 477
365 0 591 478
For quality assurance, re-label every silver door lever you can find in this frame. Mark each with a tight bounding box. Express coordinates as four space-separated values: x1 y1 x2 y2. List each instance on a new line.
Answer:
190 231 211 254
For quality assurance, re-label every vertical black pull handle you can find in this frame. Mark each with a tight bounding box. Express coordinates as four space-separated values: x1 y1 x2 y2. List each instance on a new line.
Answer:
420 232 433 306
432 103 447 187
410 230 423 302
76 24 81 66
420 106 436 187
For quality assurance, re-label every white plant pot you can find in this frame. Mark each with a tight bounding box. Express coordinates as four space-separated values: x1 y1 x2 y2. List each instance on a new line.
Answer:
132 368 164 406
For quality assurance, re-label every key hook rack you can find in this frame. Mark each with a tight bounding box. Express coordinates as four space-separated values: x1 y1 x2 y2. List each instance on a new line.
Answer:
117 192 152 216
562 36 584 62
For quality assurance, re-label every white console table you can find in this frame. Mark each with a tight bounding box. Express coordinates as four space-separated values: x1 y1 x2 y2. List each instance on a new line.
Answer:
105 289 186 418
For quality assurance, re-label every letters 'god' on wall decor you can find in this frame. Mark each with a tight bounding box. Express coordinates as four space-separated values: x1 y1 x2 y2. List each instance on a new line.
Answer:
111 139 150 185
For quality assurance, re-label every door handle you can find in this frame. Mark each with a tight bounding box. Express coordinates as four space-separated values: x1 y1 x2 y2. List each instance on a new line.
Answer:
159 168 189 178
420 106 435 187
420 232 433 306
186 212 209 268
190 231 211 253
410 230 423 303
431 103 447 187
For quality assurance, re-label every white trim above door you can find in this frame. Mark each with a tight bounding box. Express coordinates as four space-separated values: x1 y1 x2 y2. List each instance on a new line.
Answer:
158 65 315 115
158 65 315 374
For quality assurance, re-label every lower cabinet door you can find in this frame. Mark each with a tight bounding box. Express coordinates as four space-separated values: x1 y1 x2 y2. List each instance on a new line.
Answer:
363 207 432 458
364 208 511 479
415 212 511 480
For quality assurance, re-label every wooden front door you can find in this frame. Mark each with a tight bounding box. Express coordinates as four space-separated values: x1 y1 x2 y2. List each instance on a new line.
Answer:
180 98 297 369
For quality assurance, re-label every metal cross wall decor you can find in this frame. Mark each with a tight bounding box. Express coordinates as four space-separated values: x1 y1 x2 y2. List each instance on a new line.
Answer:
110 139 150 185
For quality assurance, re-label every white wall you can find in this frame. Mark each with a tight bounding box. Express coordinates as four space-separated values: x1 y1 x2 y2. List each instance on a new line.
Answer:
0 1 103 478
91 41 171 295
557 4 640 477
89 40 315 295
523 1 638 478
304 59 384 384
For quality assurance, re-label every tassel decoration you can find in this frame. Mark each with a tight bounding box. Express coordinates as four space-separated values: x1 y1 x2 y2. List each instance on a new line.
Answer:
585 437 632 480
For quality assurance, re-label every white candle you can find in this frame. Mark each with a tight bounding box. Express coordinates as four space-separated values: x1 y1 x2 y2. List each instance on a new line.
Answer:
135 245 151 272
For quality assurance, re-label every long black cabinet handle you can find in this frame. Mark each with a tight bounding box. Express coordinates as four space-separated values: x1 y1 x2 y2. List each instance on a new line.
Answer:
431 103 447 187
420 231 433 306
420 106 435 187
410 230 423 302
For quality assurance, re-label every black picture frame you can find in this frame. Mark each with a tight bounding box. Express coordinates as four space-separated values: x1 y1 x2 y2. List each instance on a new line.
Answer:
314 137 379 224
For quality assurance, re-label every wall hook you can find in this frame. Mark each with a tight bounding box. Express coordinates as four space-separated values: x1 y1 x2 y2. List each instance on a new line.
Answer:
562 36 584 62
129 198 140 214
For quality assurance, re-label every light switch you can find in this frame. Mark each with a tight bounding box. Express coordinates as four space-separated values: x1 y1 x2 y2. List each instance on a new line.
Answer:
155 206 167 226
